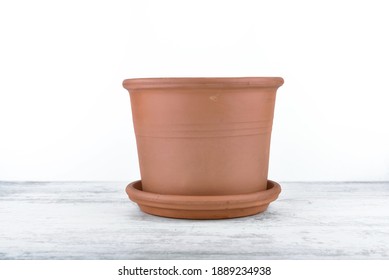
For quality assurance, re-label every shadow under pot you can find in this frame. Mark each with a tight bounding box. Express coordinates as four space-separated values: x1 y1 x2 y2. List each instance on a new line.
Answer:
122 77 284 219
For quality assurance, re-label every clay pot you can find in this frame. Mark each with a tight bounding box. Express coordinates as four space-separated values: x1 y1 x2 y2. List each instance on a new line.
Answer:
123 77 284 219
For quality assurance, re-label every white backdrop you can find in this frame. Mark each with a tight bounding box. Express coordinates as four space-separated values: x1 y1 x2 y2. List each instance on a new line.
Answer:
0 0 388 181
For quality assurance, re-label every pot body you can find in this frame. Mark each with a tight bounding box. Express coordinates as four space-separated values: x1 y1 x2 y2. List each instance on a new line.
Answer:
123 78 283 196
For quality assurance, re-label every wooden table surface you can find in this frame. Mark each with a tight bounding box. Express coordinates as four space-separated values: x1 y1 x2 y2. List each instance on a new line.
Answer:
0 181 388 259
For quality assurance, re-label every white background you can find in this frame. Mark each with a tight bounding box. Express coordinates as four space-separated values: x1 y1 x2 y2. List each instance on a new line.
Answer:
0 0 388 181
1 260 389 280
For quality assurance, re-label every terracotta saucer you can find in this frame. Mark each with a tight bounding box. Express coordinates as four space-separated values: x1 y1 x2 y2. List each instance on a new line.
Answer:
125 180 281 219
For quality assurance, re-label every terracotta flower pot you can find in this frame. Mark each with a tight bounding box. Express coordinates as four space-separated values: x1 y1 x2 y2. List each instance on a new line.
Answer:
123 77 284 219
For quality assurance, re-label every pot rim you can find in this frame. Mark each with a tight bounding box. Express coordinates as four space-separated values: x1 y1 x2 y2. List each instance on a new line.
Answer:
123 77 284 90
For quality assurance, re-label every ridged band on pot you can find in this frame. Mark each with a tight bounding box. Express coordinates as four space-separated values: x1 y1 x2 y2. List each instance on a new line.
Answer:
123 77 284 198
126 180 282 219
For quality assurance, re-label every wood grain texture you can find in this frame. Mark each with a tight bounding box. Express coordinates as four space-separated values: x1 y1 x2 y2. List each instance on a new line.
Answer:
0 181 388 259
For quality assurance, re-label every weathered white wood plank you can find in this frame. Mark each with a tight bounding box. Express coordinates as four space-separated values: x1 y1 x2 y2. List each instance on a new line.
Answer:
0 181 388 259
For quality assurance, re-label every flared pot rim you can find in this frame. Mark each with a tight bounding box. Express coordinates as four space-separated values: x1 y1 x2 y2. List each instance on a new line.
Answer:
123 77 284 90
